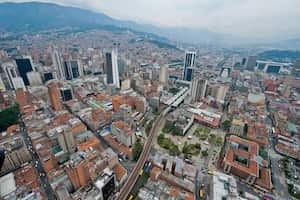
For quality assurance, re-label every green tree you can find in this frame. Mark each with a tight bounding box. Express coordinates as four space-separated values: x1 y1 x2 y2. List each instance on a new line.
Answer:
221 120 231 132
133 139 143 161
201 150 209 157
216 136 223 146
169 145 180 156
0 104 20 132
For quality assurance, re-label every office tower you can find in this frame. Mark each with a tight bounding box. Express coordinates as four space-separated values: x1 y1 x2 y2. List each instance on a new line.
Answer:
183 51 196 81
15 88 27 107
2 62 18 89
63 61 72 80
12 77 26 91
27 71 42 86
293 59 300 78
191 78 207 102
43 72 54 82
15 57 34 86
51 49 65 80
245 56 257 71
106 49 120 88
159 65 168 84
48 82 62 111
60 87 73 102
0 148 4 171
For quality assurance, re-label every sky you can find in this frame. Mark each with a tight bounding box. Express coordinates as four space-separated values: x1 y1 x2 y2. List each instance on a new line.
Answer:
3 0 300 40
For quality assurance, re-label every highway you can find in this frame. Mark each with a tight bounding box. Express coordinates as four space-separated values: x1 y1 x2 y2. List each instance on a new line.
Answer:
117 108 168 200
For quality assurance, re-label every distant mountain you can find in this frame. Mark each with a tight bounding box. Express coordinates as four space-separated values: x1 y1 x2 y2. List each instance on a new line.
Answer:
0 2 229 45
0 2 299 48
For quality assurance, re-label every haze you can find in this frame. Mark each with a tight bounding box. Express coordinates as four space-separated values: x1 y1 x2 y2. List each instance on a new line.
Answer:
3 0 300 40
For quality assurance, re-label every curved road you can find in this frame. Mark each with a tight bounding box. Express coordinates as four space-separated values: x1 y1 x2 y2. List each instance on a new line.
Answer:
117 109 168 200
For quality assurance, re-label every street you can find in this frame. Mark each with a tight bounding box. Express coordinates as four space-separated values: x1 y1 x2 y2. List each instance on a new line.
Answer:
19 121 57 200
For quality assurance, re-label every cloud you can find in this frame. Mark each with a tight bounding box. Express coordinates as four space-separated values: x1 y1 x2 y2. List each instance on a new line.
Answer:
2 0 300 40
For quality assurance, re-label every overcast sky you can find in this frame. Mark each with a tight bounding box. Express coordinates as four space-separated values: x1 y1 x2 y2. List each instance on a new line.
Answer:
3 0 300 40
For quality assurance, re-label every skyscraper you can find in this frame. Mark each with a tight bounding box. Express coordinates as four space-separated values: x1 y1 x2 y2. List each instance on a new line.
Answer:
51 49 65 80
2 62 18 89
48 82 62 111
245 56 257 71
183 51 196 81
106 48 120 88
159 65 168 84
15 57 34 86
191 78 207 102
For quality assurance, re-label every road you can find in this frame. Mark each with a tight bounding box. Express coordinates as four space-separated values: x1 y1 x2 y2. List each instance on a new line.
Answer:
19 120 57 200
117 108 168 200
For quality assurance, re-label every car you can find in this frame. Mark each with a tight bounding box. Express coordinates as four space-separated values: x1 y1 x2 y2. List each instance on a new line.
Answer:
187 136 193 140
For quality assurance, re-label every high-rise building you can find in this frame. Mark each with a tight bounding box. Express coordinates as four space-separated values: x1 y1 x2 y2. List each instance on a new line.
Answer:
60 87 73 102
245 56 257 71
66 157 90 190
48 82 62 111
15 57 34 86
2 62 18 89
15 88 27 107
11 77 26 91
56 127 76 153
27 71 42 86
159 65 168 84
191 78 207 102
183 51 196 81
63 61 72 80
293 59 300 79
94 168 116 200
51 49 65 80
106 49 120 88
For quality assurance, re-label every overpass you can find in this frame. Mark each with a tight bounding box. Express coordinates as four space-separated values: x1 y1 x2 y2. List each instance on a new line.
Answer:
117 107 169 200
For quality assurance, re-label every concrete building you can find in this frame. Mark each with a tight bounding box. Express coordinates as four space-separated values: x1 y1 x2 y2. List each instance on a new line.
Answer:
12 77 26 91
191 78 207 102
48 82 62 111
66 155 90 190
51 49 65 80
223 136 271 191
94 168 116 200
111 121 136 147
159 65 168 84
27 71 42 86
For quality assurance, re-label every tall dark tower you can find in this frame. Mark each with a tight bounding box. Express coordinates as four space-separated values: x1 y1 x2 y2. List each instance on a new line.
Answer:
0 148 5 171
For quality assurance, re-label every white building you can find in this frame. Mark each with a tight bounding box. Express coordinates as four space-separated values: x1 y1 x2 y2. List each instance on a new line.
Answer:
191 78 207 102
51 49 65 80
159 65 168 84
27 71 42 86
12 77 26 91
